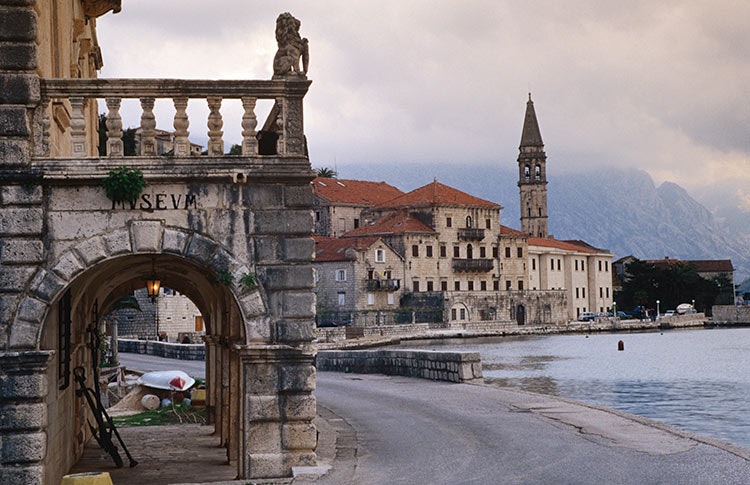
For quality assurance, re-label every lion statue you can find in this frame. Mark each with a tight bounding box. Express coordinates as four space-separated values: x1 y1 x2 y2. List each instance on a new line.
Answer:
273 12 309 77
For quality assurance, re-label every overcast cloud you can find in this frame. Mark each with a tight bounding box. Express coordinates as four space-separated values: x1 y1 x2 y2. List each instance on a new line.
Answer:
96 1 750 207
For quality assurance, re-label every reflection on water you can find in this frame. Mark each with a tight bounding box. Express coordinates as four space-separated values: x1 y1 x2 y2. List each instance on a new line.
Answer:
393 328 750 449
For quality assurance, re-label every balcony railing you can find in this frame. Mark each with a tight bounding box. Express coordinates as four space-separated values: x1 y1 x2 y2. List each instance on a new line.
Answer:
365 279 401 291
457 228 485 241
452 258 493 272
36 77 311 159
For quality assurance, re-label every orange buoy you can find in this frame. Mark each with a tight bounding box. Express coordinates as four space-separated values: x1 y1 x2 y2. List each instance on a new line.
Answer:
618 340 624 351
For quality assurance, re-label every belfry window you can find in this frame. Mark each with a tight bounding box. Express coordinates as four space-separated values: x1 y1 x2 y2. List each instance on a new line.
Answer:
535 165 541 180
524 165 530 181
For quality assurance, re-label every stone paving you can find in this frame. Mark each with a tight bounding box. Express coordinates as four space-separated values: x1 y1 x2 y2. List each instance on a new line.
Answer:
69 417 335 485
69 424 239 485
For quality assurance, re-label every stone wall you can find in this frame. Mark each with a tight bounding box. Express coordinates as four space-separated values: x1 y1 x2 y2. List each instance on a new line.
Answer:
117 338 205 361
316 349 483 383
709 306 750 324
314 313 708 344
445 289 568 325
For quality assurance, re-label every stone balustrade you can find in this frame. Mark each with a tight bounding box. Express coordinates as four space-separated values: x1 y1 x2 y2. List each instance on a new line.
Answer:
37 77 311 159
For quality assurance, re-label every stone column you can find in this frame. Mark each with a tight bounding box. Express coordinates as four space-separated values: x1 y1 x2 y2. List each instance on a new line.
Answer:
0 351 53 485
238 179 317 479
238 346 316 479
202 334 218 426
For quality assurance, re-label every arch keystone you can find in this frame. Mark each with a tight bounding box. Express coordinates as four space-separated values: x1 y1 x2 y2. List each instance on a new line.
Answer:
130 220 164 252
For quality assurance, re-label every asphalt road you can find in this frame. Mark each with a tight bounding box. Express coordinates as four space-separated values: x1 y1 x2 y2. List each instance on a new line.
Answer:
118 352 206 378
314 372 750 485
117 353 750 484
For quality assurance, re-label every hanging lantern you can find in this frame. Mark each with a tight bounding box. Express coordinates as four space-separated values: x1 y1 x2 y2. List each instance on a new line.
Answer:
146 278 161 300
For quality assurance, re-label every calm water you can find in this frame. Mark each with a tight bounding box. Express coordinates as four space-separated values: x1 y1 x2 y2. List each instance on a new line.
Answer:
394 327 750 448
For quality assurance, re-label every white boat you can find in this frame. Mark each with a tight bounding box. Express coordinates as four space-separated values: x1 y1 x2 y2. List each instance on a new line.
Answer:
676 303 695 315
136 370 195 392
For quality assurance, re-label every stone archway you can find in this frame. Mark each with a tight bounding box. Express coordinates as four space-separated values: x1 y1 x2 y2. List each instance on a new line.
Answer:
3 210 317 483
26 226 270 482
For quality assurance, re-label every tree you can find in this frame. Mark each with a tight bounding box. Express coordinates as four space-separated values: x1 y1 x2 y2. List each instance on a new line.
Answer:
617 258 727 314
315 167 338 178
97 113 136 156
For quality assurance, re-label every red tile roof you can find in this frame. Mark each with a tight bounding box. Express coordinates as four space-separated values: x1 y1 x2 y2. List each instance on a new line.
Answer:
528 237 603 254
341 212 435 237
375 179 501 209
312 178 404 206
500 225 527 236
646 257 734 273
313 236 382 262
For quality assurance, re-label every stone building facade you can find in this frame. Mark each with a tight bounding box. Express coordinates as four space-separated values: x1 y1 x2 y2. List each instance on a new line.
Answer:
313 235 405 325
312 177 403 237
311 95 613 326
111 288 203 341
1 3 317 483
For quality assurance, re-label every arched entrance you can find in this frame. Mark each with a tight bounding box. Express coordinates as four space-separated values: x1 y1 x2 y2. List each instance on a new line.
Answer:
516 304 526 326
37 242 256 481
3 216 317 483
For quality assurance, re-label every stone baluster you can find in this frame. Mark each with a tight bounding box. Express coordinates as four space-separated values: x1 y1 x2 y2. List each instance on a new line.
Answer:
33 95 51 157
240 97 258 156
275 97 285 155
105 98 123 157
206 96 224 156
284 95 306 156
139 97 157 156
173 97 190 156
69 96 86 157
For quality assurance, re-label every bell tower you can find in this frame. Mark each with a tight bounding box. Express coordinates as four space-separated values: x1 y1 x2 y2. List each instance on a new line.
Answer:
517 93 548 238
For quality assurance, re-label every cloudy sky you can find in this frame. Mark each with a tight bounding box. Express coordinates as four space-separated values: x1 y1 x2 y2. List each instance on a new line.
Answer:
96 1 750 207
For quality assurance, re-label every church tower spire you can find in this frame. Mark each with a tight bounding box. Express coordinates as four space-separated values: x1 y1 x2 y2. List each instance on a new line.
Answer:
517 93 549 238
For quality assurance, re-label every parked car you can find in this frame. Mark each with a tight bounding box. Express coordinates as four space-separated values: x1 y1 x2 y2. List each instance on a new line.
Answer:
577 312 597 322
664 310 676 317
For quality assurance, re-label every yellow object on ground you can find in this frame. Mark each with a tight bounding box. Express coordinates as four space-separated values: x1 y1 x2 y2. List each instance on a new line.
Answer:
61 471 113 485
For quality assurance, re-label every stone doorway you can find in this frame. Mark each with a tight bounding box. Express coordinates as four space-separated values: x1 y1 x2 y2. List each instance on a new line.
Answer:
516 304 526 325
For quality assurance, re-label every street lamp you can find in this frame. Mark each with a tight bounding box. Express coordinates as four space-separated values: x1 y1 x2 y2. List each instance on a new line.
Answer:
146 258 161 340
656 299 660 320
146 278 161 301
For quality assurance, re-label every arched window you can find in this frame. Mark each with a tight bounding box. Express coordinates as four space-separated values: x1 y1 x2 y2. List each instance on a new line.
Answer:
466 216 472 228
535 165 541 180
524 165 530 181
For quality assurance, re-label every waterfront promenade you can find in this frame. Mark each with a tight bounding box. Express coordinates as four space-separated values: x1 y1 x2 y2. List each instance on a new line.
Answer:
102 352 750 484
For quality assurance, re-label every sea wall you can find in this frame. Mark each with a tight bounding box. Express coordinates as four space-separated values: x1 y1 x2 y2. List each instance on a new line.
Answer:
314 314 707 344
118 338 205 361
316 349 483 383
711 306 750 324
